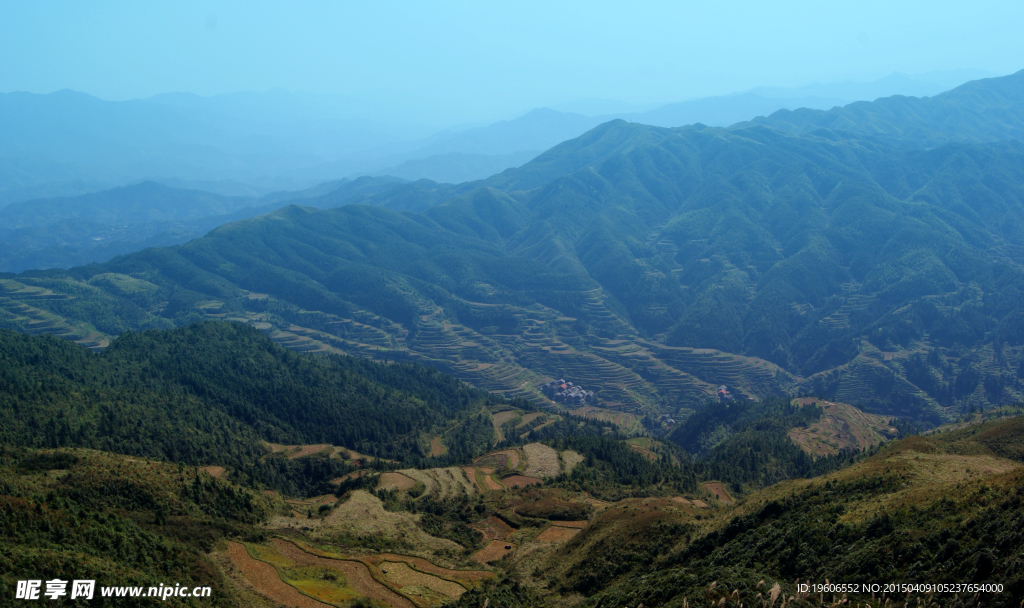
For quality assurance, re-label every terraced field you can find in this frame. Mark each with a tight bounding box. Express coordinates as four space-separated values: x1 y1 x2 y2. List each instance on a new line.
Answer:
1 273 812 414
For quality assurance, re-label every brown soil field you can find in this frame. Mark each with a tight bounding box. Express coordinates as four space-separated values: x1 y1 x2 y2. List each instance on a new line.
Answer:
224 542 330 608
560 450 584 474
470 515 515 541
200 465 226 479
500 475 542 488
366 554 494 583
789 398 898 457
270 539 414 608
671 497 693 505
534 526 580 543
380 561 465 600
551 520 588 529
691 499 710 508
523 443 561 478
470 540 515 564
429 436 446 457
702 482 733 503
378 472 418 492
483 475 505 491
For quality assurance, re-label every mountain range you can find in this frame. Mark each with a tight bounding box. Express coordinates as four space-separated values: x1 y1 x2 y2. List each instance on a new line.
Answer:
4 70 1024 426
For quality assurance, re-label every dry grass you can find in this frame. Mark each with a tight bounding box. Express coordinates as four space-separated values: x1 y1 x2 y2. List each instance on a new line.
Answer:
397 469 437 497
269 491 460 554
788 398 898 457
378 472 418 492
560 450 584 474
470 540 515 564
491 410 518 443
523 443 560 478
224 541 330 608
516 412 543 427
627 443 659 461
501 475 543 488
534 526 580 543
380 561 466 600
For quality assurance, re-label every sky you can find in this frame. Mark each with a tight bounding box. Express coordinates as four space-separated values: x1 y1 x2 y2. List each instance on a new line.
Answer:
2 0 1022 124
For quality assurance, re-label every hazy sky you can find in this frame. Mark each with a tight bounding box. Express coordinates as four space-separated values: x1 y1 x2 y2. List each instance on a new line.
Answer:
2 0 1022 123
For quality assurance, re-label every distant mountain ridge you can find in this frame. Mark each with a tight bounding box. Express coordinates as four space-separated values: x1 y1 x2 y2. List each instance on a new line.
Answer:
745 69 1024 146
6 69 1024 424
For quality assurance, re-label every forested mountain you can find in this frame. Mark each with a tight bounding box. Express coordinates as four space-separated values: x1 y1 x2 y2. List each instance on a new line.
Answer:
746 69 1024 146
0 322 500 476
5 71 1024 426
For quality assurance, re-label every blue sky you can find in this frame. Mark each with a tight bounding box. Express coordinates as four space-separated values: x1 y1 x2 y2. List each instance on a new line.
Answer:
2 0 1022 123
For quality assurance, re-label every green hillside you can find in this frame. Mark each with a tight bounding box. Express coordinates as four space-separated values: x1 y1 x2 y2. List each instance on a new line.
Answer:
0 321 509 495
6 71 1024 425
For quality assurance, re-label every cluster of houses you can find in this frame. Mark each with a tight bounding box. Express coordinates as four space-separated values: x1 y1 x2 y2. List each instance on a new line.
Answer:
541 379 595 404
717 385 735 402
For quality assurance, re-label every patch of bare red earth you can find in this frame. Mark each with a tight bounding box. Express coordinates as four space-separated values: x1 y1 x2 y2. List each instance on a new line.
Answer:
499 475 542 488
534 526 581 543
470 540 516 564
224 541 330 608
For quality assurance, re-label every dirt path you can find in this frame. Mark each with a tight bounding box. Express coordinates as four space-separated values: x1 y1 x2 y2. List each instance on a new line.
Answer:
224 542 330 608
270 539 414 608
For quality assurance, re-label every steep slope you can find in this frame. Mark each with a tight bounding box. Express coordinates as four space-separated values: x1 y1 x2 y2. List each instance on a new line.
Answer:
9 71 1024 422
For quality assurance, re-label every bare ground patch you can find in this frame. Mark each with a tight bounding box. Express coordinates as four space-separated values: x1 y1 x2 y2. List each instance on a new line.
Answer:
269 491 460 554
560 450 584 474
429 436 446 457
470 516 515 541
224 541 330 608
702 482 733 503
270 539 414 608
500 475 542 488
483 475 505 491
470 540 515 564
380 561 465 601
534 526 580 543
378 472 418 492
